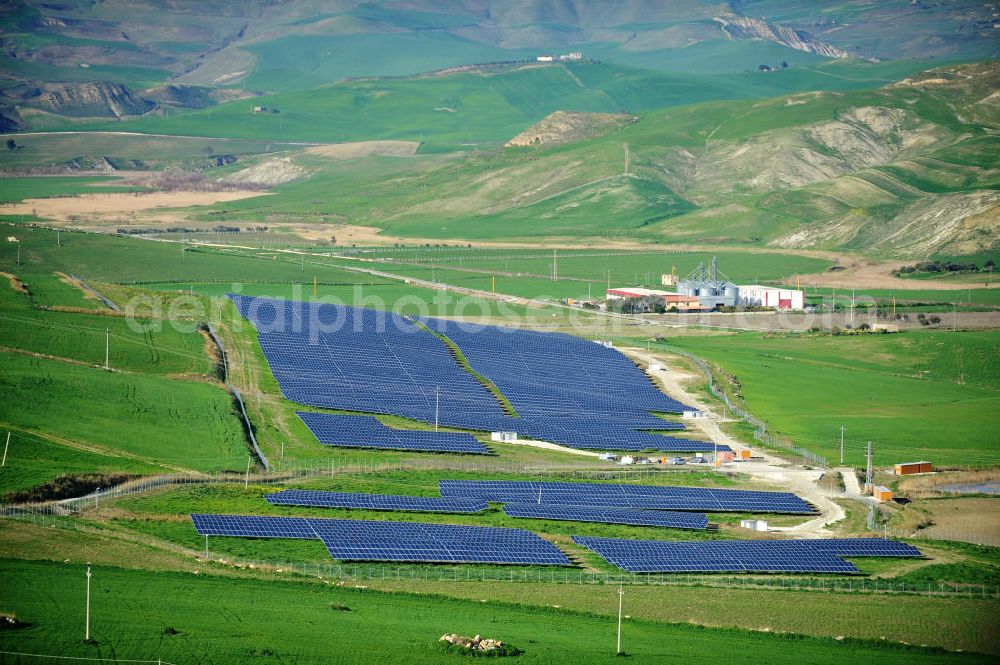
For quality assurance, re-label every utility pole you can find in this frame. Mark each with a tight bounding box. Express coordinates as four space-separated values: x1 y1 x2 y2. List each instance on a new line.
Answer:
953 303 957 332
204 534 209 559
434 386 440 432
244 457 250 489
95 487 100 510
85 566 92 641
552 249 558 282
851 289 855 324
1 431 9 467
281 440 285 460
616 585 624 655
104 329 110 370
865 441 873 495
839 425 845 466
623 144 629 177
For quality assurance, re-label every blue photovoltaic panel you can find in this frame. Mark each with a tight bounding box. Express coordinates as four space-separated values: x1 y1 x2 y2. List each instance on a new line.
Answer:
191 514 570 565
441 480 815 515
800 538 923 558
191 514 317 539
312 519 570 565
503 503 708 530
571 536 921 574
229 295 726 454
266 489 489 514
297 413 489 454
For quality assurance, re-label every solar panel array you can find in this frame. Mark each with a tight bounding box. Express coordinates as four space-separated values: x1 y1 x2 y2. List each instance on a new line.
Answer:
441 480 815 514
572 536 921 573
191 514 317 539
503 503 709 530
230 295 504 425
424 318 689 417
191 514 569 565
313 519 570 564
296 413 488 454
230 295 723 454
266 489 489 514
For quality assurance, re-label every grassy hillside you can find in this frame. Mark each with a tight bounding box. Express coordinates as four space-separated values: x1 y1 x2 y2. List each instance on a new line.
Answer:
2 559 992 664
0 352 247 475
65 59 931 146
665 331 1000 467
189 61 996 254
0 133 308 173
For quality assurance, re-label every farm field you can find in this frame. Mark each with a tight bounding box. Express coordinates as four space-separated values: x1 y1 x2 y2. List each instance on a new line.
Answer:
3 558 992 664
67 59 931 147
0 133 308 172
0 431 164 497
348 249 832 292
0 176 139 203
663 331 1000 467
0 351 247 475
366 578 1000 655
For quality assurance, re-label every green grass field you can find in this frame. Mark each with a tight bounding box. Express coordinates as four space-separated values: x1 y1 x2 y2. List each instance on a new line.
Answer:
348 248 832 293
0 351 247 473
0 430 164 496
63 60 932 148
0 176 139 203
664 331 1000 466
16 271 101 309
3 559 991 664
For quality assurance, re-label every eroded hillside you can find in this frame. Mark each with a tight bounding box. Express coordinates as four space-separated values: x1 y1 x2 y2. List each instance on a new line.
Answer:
199 62 998 256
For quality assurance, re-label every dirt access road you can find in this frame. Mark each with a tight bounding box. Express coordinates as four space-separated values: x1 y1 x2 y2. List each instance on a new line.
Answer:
621 346 865 536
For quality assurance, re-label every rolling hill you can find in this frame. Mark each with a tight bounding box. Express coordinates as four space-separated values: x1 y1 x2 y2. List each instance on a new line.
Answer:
193 61 999 256
2 0 996 127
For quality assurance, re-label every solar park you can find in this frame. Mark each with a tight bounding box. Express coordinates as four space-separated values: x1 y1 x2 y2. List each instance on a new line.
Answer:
229 295 720 454
208 295 929 576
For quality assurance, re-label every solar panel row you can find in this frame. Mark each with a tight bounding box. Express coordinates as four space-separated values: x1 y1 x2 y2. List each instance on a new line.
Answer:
266 489 489 514
230 296 724 454
572 536 921 573
503 503 709 530
441 480 815 515
191 514 570 565
296 413 489 454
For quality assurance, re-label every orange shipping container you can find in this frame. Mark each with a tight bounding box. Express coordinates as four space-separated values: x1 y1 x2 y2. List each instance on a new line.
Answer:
874 486 893 503
894 461 933 475
739 450 751 461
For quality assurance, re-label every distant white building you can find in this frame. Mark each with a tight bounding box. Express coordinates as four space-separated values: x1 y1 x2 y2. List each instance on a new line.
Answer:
559 52 583 61
536 55 555 62
737 285 805 310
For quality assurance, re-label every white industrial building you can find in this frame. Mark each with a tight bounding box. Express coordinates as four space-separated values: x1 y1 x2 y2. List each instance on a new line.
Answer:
737 285 805 310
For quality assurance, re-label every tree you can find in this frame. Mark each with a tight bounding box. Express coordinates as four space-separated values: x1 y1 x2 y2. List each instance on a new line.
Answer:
5 139 16 151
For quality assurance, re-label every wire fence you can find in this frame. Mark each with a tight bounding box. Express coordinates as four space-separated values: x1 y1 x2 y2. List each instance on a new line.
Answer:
205 323 269 470
4 511 997 600
665 346 828 467
0 461 734 516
